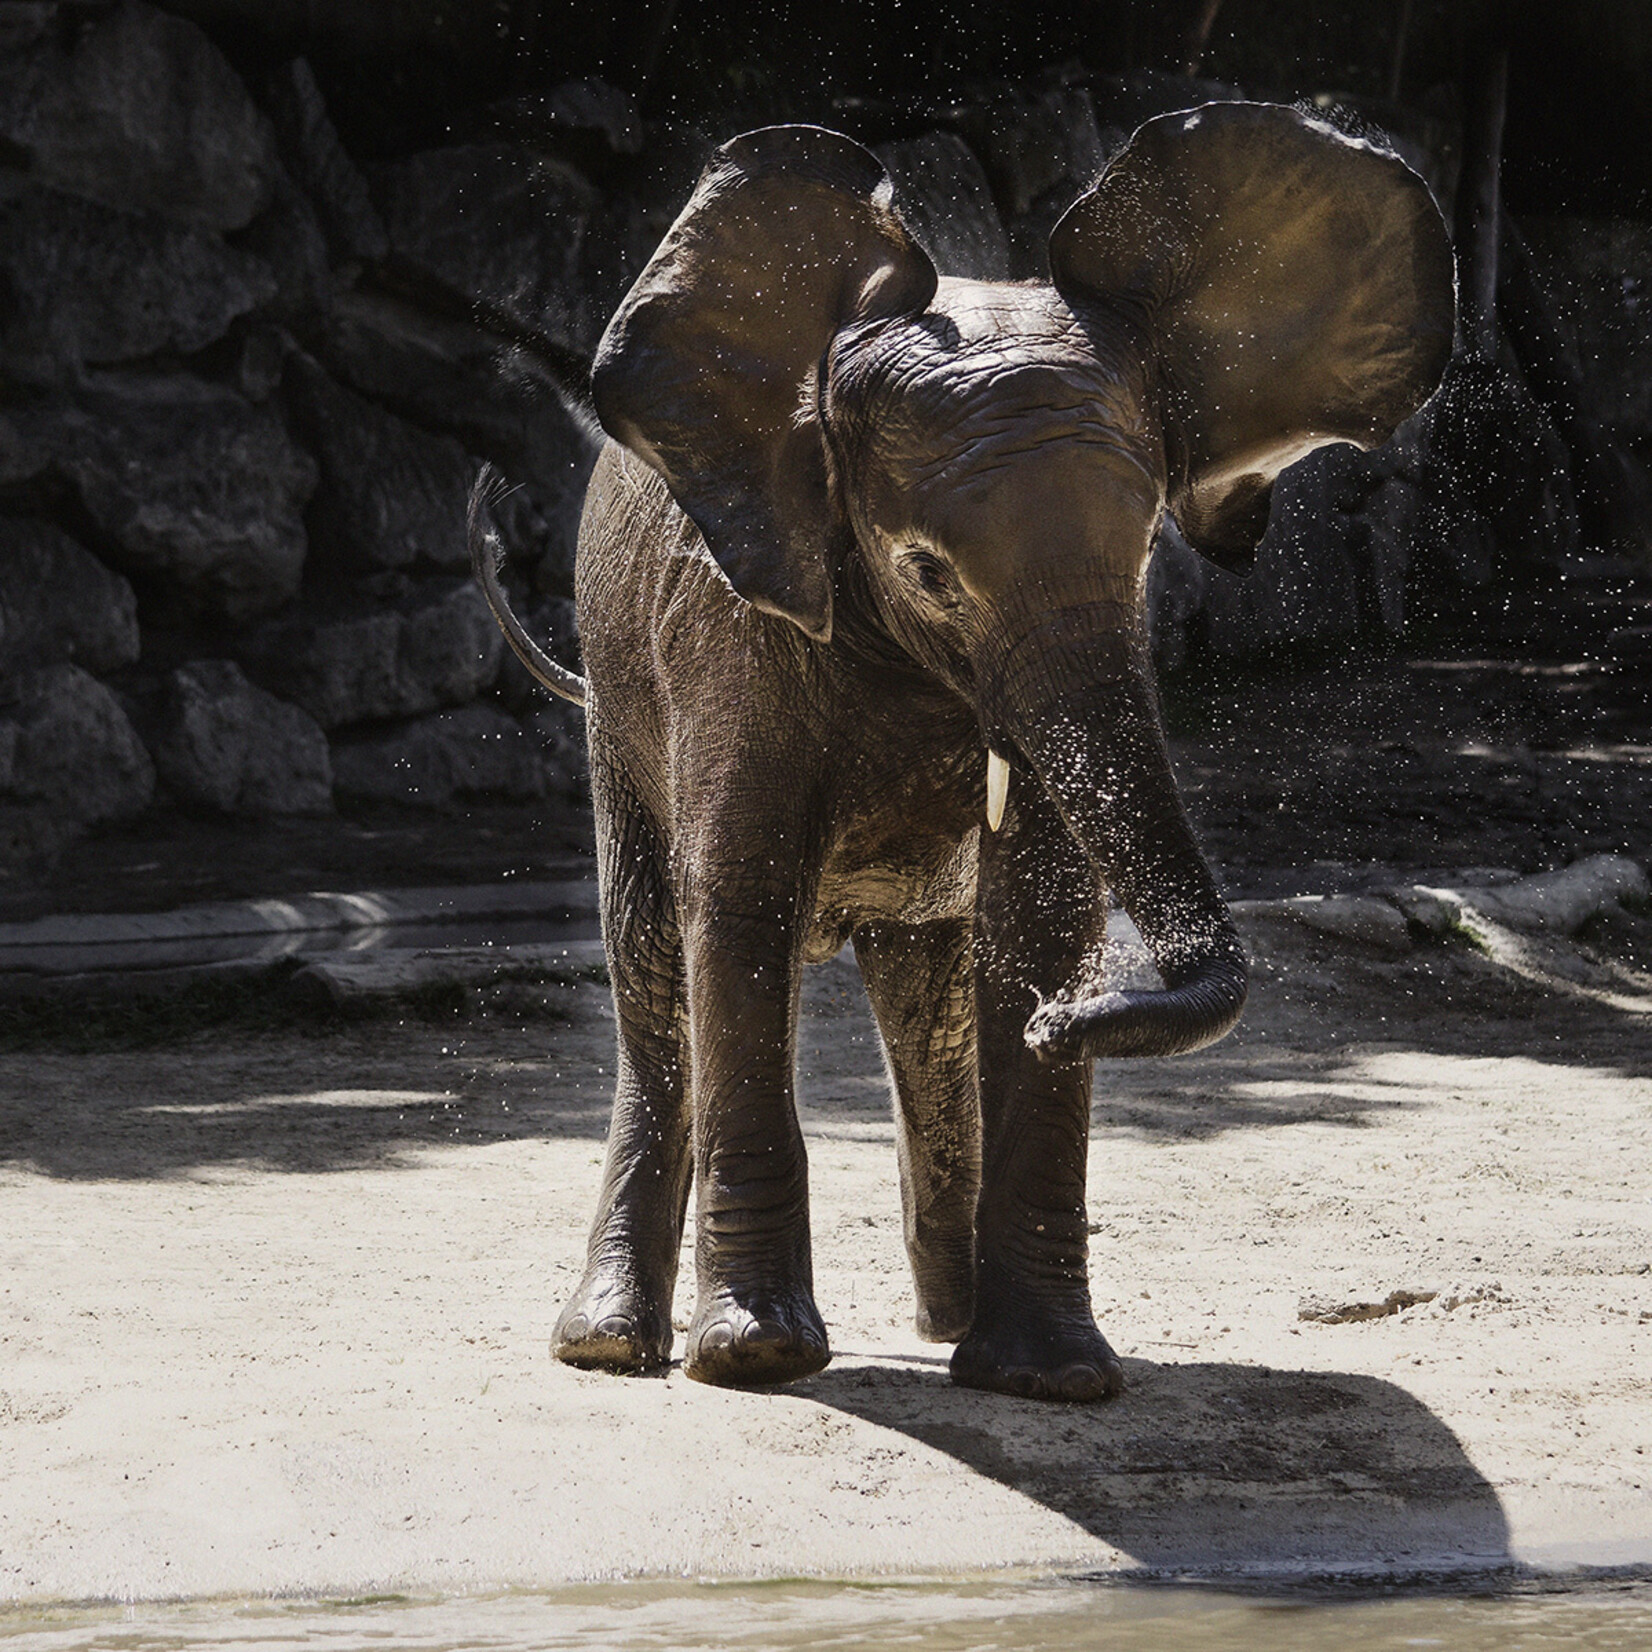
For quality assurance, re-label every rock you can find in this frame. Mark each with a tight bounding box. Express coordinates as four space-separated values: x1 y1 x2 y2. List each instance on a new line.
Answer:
495 594 581 712
1408 358 1580 593
377 142 600 354
1147 516 1207 675
491 78 643 156
232 167 333 328
1199 446 1370 660
1396 855 1650 937
0 184 277 381
954 82 1110 221
1522 216 1652 442
485 485 581 597
263 57 388 265
320 288 595 503
284 354 476 574
231 324 292 404
291 939 607 1011
0 663 155 868
1361 474 1421 639
149 659 332 815
238 579 503 730
0 4 55 50
0 519 139 682
1387 885 1466 938
874 131 1010 281
39 375 317 623
0 0 279 232
330 703 546 805
0 407 45 486
1267 894 1413 953
951 83 1114 279
527 696 588 799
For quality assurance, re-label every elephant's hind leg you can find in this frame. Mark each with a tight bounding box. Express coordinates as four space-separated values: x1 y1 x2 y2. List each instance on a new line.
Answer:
854 919 980 1342
553 779 691 1374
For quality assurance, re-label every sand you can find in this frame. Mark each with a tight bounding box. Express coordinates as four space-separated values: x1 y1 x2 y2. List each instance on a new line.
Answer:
2 914 1649 1603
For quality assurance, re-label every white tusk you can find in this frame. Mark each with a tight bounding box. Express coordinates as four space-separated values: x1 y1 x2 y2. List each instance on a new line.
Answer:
986 749 1009 832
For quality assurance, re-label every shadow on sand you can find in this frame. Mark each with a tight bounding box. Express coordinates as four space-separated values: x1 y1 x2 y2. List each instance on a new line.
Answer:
796 1353 1512 1579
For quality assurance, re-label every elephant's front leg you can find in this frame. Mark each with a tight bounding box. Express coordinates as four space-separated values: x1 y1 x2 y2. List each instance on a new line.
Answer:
953 766 1124 1402
680 859 829 1387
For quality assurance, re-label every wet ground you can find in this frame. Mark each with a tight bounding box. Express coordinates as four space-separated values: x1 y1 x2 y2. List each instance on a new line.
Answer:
5 1577 1652 1652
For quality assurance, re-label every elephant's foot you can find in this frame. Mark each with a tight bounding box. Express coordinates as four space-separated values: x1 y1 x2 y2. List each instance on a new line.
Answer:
552 1270 673 1374
910 1243 975 1343
683 1288 830 1388
950 1310 1124 1402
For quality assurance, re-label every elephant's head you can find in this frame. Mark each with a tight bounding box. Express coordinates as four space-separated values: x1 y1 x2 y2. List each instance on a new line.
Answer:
592 108 1454 1061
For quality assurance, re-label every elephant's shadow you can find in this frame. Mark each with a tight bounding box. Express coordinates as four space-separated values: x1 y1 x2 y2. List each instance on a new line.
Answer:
793 1354 1511 1577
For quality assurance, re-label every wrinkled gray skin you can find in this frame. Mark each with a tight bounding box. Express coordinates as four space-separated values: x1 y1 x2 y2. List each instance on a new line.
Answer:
493 106 1453 1399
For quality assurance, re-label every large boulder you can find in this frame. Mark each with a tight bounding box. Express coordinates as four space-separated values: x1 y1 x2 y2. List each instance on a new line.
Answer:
0 518 139 682
0 0 278 232
283 353 475 574
526 698 589 800
233 167 334 330
321 287 593 486
377 143 600 354
874 132 1010 281
1198 447 1371 661
149 659 332 815
238 579 504 730
0 663 155 868
263 57 388 266
38 375 317 623
331 703 546 805
1146 519 1207 676
949 83 1116 278
0 183 277 382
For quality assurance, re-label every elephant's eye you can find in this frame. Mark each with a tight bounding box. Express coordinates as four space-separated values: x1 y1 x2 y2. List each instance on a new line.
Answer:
902 550 957 602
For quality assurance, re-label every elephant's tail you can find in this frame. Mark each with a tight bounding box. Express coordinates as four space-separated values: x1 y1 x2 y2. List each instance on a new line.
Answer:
468 465 588 708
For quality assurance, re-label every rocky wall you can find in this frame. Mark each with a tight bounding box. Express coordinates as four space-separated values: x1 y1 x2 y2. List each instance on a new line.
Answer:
1 3 1643 875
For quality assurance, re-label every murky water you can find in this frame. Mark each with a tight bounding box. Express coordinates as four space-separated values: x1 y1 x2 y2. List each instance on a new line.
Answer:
6 1579 1652 1652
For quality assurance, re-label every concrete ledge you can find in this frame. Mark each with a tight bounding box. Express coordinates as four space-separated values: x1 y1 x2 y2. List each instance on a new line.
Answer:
0 880 597 955
291 940 609 1007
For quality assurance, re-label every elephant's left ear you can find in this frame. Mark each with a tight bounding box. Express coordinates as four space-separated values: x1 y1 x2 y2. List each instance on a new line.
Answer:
1050 102 1455 573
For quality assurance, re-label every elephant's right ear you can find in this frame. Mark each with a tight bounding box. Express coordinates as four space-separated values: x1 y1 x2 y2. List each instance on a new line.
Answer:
591 126 937 641
1050 103 1454 573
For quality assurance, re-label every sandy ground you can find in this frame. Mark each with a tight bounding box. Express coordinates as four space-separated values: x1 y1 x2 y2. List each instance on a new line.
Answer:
2 913 1650 1604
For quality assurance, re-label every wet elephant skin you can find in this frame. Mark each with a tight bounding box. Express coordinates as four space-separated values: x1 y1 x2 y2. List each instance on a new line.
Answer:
485 106 1454 1399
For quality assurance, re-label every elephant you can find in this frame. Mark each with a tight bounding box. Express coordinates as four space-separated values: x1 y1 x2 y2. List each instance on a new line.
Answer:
472 102 1454 1400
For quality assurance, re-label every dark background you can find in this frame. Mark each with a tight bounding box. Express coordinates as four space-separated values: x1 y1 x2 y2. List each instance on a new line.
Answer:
2 0 1650 918
163 1 1652 216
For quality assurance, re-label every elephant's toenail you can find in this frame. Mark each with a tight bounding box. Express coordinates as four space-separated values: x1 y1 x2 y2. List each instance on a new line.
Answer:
595 1316 634 1340
1008 1369 1038 1398
558 1314 589 1343
697 1321 734 1353
741 1319 789 1348
1058 1362 1108 1401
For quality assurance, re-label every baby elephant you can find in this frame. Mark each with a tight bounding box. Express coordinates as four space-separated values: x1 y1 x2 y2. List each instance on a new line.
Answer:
474 103 1453 1399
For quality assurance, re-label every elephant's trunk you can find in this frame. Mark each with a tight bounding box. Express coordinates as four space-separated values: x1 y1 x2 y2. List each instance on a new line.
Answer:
981 606 1247 1061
